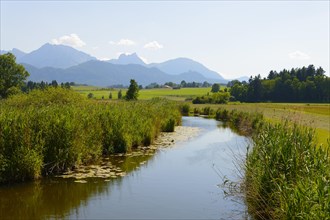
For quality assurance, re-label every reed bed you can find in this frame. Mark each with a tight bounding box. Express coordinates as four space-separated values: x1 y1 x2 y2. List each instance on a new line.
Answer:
192 104 330 219
245 121 330 219
0 88 181 183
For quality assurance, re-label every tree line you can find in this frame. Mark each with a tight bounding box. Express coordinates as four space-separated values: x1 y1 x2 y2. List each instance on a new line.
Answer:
228 65 329 103
22 80 73 92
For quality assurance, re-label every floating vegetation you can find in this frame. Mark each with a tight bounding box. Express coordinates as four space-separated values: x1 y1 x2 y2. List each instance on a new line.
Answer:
74 180 87 184
56 126 201 181
0 88 182 183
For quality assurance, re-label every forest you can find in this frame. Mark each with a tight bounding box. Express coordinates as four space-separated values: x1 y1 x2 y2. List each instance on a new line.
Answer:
228 65 329 103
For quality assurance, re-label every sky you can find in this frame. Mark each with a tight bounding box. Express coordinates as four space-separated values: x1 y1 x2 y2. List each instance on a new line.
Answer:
1 1 329 79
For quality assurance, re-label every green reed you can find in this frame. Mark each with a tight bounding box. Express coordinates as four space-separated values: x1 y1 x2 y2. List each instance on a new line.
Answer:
245 121 330 219
206 105 329 219
0 88 181 183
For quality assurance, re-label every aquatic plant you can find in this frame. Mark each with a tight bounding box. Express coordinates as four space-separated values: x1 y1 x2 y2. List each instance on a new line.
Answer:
244 121 330 219
0 88 181 183
215 108 263 135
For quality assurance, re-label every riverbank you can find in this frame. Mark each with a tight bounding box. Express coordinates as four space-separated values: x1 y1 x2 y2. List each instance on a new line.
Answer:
56 126 201 181
201 106 330 219
0 116 248 220
191 103 330 145
0 88 181 184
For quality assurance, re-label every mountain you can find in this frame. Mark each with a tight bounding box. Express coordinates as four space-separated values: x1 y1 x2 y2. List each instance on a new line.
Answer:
108 53 146 66
0 44 255 84
0 48 27 60
3 43 236 85
23 60 218 87
19 43 96 69
149 57 226 82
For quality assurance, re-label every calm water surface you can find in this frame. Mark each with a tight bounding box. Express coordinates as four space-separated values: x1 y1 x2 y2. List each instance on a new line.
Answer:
0 117 250 219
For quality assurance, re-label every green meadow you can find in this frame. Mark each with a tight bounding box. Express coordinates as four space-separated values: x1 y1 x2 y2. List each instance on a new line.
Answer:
72 86 211 101
73 85 329 145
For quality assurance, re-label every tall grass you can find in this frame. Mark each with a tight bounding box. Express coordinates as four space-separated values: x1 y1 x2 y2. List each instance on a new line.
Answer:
209 106 329 219
245 121 330 219
0 88 181 183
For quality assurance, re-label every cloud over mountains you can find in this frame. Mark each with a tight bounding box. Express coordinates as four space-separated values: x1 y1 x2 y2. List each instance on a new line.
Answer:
51 34 86 48
144 41 163 50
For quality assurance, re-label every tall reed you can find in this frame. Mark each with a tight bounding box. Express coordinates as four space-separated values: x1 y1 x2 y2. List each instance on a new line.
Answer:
245 121 330 219
0 88 181 183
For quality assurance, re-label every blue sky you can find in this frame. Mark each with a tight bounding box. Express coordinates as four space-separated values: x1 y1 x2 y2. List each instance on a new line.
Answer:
1 1 329 79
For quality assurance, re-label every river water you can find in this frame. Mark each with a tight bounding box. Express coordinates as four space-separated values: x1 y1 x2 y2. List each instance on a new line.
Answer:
0 117 250 219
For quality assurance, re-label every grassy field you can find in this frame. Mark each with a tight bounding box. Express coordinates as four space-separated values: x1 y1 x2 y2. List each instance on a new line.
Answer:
192 103 330 145
72 86 329 144
72 86 211 101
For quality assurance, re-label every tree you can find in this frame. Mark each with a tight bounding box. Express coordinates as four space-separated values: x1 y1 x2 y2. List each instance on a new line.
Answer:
211 83 220 93
64 82 71 89
0 53 29 98
126 79 139 100
51 80 58 88
109 92 112 99
87 93 94 99
180 80 187 88
118 90 122 99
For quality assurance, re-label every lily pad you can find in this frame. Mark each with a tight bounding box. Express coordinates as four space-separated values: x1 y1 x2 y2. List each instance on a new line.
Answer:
74 180 87 183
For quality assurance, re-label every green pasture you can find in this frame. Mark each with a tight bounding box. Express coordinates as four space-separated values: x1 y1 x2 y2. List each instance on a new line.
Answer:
72 86 211 101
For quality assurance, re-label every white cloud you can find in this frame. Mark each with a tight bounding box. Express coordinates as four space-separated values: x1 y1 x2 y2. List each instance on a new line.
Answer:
144 41 163 50
109 39 136 46
51 34 86 47
289 51 310 60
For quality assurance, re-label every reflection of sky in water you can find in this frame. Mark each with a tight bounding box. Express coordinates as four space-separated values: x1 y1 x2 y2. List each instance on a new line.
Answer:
0 117 249 220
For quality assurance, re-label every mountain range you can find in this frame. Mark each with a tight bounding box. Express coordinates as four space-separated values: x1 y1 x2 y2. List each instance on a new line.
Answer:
1 43 246 86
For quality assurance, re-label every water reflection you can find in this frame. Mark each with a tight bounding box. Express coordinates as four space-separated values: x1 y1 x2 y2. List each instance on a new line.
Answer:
0 117 249 220
0 149 155 220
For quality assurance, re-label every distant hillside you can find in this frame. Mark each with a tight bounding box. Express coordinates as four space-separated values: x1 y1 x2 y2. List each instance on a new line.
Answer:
149 57 226 82
23 60 219 86
3 43 236 85
19 43 96 68
0 48 27 60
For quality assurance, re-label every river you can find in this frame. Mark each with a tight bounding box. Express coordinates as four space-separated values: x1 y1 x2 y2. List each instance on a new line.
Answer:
0 117 250 219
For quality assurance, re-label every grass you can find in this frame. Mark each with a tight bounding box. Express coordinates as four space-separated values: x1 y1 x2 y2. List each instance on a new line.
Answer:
192 103 330 145
73 84 329 144
0 88 181 183
245 121 330 219
72 86 212 101
212 107 330 219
